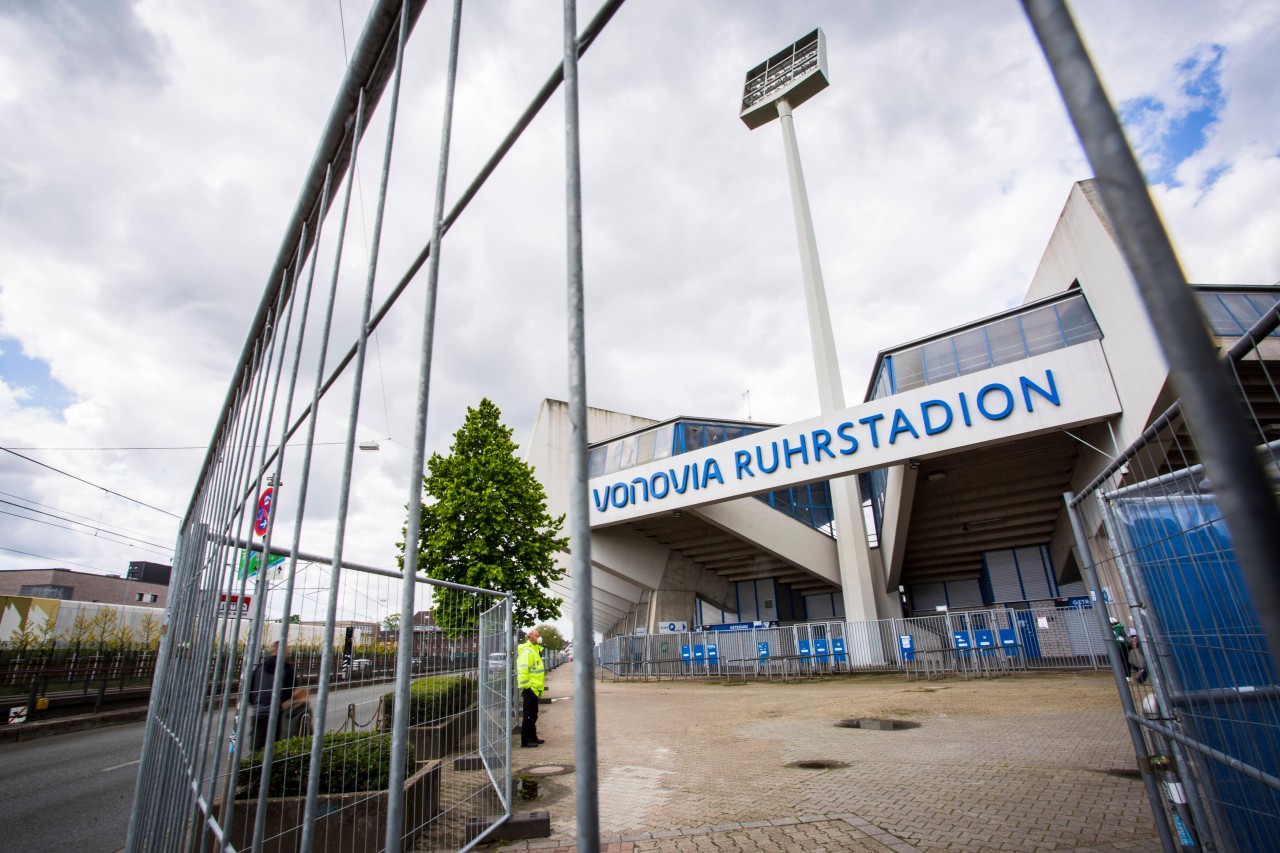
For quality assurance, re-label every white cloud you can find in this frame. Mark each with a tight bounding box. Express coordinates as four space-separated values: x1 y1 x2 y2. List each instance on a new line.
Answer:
0 1 1274 620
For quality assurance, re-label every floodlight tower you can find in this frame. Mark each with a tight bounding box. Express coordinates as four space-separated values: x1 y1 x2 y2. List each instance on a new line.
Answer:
741 29 880 622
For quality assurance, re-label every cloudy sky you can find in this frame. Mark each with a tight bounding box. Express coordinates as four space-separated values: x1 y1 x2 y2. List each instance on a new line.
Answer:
0 0 1276 624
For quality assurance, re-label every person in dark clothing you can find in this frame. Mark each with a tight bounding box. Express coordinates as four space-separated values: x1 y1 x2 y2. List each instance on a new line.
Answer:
248 641 304 750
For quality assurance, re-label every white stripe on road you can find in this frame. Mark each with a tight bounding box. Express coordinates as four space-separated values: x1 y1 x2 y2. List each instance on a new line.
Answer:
101 759 141 773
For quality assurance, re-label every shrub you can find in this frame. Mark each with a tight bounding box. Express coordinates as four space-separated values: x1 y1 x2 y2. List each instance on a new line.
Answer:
238 732 413 799
381 675 477 728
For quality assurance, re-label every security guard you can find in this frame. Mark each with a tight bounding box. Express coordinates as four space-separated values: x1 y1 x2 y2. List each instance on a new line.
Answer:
517 628 545 747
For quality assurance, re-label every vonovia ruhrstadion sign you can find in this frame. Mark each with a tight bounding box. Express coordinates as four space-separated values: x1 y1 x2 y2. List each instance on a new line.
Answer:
589 342 1121 527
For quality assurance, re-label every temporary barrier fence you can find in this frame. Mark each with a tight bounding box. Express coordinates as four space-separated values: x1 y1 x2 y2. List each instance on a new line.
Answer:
1064 283 1280 850
596 605 1111 683
127 533 514 852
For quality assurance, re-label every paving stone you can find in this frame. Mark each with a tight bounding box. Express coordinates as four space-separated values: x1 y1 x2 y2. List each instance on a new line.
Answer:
480 668 1160 853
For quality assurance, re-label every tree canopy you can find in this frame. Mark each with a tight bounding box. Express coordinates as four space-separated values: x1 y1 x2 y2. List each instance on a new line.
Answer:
534 623 567 652
399 398 567 635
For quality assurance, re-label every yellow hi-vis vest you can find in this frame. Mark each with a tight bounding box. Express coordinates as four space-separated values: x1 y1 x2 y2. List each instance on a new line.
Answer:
517 641 545 696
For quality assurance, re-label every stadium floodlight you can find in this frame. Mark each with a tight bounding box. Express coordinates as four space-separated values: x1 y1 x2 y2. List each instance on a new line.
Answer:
739 27 879 623
739 29 828 129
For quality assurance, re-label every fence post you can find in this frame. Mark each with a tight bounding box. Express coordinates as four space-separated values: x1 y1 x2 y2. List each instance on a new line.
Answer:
1064 492 1178 851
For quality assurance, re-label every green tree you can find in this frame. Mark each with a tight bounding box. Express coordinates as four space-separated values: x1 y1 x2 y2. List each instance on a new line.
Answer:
534 623 566 652
399 398 567 636
382 613 401 634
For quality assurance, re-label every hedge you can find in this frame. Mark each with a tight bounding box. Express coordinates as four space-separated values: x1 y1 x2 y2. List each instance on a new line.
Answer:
238 732 413 799
381 675 477 728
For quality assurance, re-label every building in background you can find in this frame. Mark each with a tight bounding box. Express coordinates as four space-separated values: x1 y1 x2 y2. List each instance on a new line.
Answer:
0 566 169 609
527 181 1280 638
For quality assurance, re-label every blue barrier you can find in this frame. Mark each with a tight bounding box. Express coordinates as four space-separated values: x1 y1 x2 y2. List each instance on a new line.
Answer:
832 637 848 663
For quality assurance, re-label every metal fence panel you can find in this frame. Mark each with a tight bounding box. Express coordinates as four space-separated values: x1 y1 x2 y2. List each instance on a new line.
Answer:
1064 280 1280 850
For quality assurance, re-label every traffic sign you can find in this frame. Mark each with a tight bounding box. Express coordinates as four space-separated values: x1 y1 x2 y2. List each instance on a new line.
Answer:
254 487 274 536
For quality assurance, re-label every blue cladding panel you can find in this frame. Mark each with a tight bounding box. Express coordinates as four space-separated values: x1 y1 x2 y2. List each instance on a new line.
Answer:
1114 494 1280 849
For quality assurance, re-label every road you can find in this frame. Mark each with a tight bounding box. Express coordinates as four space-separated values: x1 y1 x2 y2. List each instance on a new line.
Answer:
0 721 144 853
0 678 402 853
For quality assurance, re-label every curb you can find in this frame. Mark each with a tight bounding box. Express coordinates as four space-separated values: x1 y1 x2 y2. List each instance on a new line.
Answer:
0 707 149 743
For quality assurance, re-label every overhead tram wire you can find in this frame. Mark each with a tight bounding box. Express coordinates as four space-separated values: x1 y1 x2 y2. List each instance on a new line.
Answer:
0 545 115 574
0 510 174 559
0 446 181 518
0 489 175 544
0 500 175 551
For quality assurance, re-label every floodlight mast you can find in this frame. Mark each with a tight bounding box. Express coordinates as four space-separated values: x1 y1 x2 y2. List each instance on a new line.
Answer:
741 29 880 623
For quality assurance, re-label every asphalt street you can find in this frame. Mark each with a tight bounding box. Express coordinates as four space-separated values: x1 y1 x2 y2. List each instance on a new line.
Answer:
0 678 400 853
0 720 145 853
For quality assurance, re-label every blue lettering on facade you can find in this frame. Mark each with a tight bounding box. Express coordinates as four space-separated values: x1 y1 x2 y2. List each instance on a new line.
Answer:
888 409 919 444
921 399 953 435
783 435 809 468
837 422 858 455
631 477 650 502
1020 370 1060 411
812 429 835 460
593 368 1070 514
859 413 885 447
977 383 1015 420
756 442 780 474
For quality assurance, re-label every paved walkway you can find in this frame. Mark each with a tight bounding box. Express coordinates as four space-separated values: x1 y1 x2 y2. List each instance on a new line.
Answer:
489 667 1160 852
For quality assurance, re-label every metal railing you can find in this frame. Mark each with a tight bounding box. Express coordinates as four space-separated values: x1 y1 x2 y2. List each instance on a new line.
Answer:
596 606 1112 683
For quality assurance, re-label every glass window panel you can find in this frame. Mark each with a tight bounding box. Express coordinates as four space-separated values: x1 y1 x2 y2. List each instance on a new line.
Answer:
1196 293 1239 335
618 436 639 469
1220 293 1263 333
706 426 727 447
1054 296 1102 345
890 348 924 393
1244 292 1280 337
652 425 674 460
635 430 656 466
604 441 624 475
952 327 992 376
986 316 1028 365
1020 304 1066 355
681 424 704 453
922 338 959 384
871 367 890 400
588 446 607 478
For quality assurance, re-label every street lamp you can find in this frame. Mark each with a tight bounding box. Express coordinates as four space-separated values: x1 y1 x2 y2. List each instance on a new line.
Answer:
740 28 879 623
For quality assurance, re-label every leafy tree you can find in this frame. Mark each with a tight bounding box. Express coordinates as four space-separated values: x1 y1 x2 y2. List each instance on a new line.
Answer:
382 613 401 635
399 398 567 637
137 613 163 651
66 612 92 650
534 623 567 652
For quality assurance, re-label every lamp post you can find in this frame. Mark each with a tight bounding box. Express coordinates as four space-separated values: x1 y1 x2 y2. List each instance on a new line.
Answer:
741 29 880 622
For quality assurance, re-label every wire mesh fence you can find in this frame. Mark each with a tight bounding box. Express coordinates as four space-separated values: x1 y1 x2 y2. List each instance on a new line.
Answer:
1065 298 1280 851
121 1 560 849
127 534 513 852
595 606 1112 683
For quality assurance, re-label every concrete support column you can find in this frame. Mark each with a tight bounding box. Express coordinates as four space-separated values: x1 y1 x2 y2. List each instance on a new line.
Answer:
776 97 879 621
